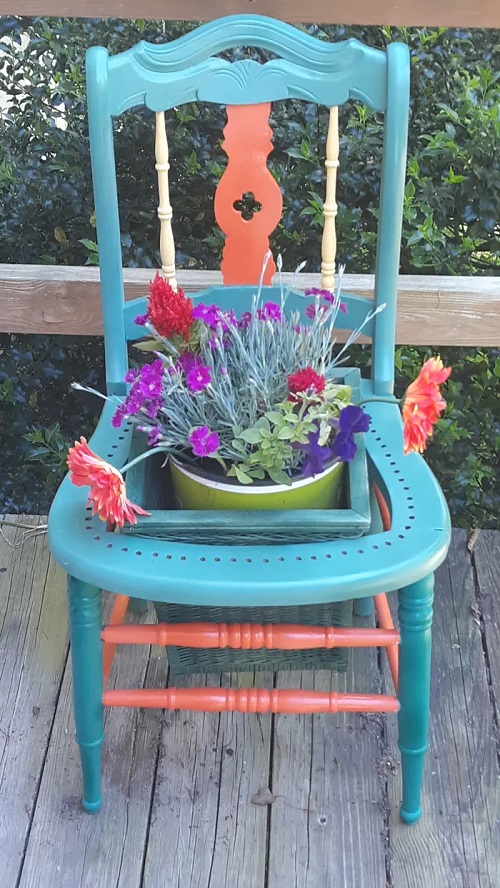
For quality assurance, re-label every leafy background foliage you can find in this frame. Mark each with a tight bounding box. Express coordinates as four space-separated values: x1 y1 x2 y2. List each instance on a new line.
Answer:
0 17 498 525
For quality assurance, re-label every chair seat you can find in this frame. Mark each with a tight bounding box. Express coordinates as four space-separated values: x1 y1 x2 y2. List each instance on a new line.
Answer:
48 379 451 606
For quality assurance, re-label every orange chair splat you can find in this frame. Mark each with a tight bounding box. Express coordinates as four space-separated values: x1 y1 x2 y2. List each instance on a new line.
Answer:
214 103 283 285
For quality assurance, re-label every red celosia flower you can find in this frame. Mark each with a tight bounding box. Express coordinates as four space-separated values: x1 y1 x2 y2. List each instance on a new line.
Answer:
147 273 194 340
288 367 326 399
402 356 451 455
67 438 150 528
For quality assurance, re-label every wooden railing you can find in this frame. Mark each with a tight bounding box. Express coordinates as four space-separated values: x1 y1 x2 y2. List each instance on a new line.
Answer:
1 264 499 345
1 1 499 28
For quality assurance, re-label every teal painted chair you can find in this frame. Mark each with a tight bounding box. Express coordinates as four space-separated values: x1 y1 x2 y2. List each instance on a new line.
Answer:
48 16 451 823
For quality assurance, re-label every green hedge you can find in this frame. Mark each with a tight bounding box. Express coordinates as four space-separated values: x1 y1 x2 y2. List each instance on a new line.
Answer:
0 17 498 525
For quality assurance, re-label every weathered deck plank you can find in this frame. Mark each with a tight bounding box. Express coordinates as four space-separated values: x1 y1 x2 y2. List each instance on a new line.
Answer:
472 530 500 738
386 531 500 888
0 518 68 888
18 599 166 888
142 670 273 888
268 641 389 888
1 522 499 888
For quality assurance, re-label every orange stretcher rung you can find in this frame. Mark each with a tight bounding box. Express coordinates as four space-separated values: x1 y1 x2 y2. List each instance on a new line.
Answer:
103 686 400 714
102 593 130 688
101 622 400 650
373 484 399 691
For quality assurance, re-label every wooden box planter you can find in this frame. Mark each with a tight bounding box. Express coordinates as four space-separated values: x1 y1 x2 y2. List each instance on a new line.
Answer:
121 367 371 676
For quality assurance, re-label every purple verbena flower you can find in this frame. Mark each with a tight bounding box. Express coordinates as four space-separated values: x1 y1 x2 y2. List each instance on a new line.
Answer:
189 426 220 458
339 405 371 434
296 428 333 477
134 312 148 326
186 363 211 393
331 406 371 462
332 431 358 462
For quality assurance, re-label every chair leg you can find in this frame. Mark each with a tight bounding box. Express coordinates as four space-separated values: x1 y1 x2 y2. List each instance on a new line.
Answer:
353 596 373 617
67 576 104 813
129 596 149 615
397 573 434 824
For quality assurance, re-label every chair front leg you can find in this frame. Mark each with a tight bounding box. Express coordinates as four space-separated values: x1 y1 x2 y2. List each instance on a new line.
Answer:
397 573 434 824
68 577 104 813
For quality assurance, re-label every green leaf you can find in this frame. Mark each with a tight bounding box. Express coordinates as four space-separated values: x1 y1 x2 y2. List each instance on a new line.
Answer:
265 411 284 425
277 426 295 439
233 465 253 484
238 428 263 444
267 468 293 486
134 339 158 352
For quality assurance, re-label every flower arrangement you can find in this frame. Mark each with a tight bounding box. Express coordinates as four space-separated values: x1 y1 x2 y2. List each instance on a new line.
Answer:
69 257 450 527
95 260 378 487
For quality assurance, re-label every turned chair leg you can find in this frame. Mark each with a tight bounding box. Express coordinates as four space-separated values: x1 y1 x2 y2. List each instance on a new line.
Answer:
353 596 374 617
68 577 104 813
397 573 434 824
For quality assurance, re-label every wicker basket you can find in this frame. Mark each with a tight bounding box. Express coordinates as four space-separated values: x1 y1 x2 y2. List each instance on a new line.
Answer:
121 367 371 674
154 600 353 676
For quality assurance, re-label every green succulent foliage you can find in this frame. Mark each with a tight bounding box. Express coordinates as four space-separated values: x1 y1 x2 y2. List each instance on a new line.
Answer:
228 383 353 484
0 17 498 525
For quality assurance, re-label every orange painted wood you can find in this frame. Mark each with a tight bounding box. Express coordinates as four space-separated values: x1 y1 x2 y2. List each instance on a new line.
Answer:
102 593 130 687
103 686 400 714
374 594 399 691
101 621 399 650
373 483 399 690
214 104 283 286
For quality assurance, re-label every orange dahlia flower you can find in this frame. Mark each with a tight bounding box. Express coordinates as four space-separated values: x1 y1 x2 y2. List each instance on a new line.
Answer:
67 438 149 528
402 357 451 455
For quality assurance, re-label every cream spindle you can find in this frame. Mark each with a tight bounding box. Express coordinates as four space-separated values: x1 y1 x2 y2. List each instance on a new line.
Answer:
155 111 177 290
321 106 339 291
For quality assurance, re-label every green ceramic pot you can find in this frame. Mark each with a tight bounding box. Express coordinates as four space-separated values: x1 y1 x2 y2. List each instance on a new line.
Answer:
169 457 344 511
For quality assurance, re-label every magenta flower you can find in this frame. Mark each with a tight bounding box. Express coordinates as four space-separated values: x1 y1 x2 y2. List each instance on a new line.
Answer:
193 303 220 327
186 363 211 392
111 403 128 428
189 426 220 457
305 287 348 315
134 312 148 326
147 425 163 446
177 352 199 373
262 302 282 321
305 303 328 320
138 359 164 399
238 311 252 329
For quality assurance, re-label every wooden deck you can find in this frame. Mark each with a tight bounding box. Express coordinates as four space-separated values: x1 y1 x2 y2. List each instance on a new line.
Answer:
1 519 499 888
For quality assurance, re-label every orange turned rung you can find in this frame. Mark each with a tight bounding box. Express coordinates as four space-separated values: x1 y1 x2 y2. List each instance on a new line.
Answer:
103 687 400 714
101 622 399 650
102 593 130 687
373 483 399 691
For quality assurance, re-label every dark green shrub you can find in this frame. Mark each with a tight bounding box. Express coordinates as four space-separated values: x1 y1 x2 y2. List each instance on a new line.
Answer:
0 17 498 525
